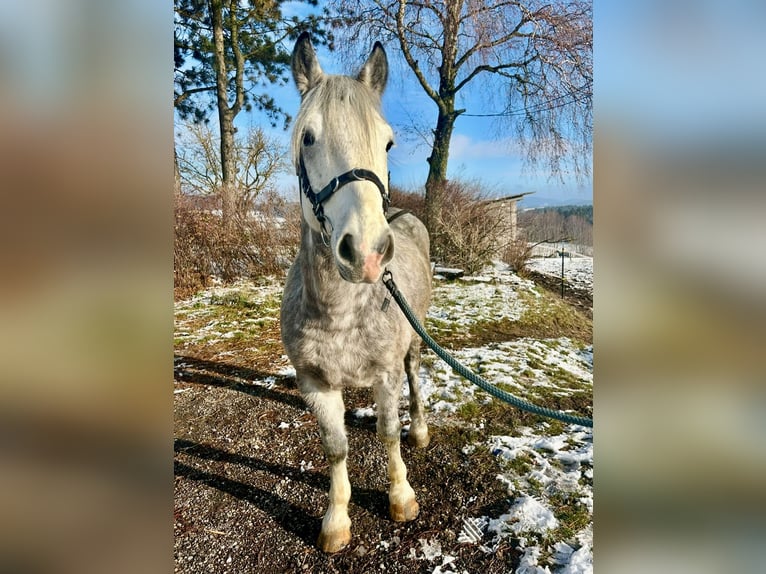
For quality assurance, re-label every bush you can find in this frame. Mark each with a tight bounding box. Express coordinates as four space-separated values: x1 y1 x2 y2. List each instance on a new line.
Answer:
502 238 533 274
389 186 427 219
391 180 510 275
433 182 506 274
174 192 300 298
174 177 514 297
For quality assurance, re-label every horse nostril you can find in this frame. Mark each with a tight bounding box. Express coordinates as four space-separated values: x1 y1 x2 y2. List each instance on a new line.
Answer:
338 234 355 265
378 232 395 264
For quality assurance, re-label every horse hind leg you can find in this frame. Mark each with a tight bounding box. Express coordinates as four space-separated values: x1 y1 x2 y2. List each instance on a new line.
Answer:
375 374 419 522
301 381 352 553
404 342 430 448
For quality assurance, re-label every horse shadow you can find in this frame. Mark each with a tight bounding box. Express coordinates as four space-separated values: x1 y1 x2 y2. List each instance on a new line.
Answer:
174 354 305 410
174 354 380 434
174 438 392 545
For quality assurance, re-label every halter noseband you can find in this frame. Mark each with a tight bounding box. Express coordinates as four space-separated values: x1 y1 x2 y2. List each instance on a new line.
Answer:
298 153 390 230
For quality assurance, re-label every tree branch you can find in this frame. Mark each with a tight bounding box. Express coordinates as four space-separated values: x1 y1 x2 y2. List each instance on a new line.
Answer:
455 57 536 93
229 0 245 116
454 12 529 71
174 85 217 108
395 0 441 106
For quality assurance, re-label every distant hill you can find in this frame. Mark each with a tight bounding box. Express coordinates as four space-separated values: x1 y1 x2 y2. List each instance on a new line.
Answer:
536 204 592 225
518 203 593 245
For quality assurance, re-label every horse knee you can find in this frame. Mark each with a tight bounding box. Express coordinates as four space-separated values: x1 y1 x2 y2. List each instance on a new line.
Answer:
322 435 348 464
316 421 348 462
376 416 401 444
301 385 348 461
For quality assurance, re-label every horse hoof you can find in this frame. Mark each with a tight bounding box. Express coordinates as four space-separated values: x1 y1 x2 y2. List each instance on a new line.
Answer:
317 528 351 554
407 430 430 449
390 499 419 522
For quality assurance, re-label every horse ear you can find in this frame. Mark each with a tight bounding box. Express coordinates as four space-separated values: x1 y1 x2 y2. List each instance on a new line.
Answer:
357 42 388 96
292 32 323 97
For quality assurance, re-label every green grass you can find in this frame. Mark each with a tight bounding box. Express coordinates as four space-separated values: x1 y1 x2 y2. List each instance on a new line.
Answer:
503 452 534 476
546 492 592 543
456 401 481 421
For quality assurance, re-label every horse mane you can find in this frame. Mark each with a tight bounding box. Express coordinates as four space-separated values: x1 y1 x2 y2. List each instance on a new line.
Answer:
291 75 386 174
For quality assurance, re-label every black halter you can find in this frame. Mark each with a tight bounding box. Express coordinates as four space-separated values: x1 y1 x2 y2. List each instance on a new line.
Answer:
298 152 390 230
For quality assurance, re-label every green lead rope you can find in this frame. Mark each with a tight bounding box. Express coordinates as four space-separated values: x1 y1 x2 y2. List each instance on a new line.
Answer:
382 270 593 428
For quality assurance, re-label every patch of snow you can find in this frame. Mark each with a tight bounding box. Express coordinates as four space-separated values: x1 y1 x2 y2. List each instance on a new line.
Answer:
487 495 558 536
525 256 593 296
276 363 296 378
516 546 552 574
550 524 593 574
418 537 443 562
428 280 528 327
406 337 591 416
474 424 593 570
351 406 376 418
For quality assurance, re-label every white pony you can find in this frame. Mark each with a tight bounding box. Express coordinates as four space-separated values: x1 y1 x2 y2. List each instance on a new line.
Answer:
280 33 432 553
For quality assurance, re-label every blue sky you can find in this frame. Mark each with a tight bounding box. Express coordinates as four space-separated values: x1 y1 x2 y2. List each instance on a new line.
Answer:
228 2 594 206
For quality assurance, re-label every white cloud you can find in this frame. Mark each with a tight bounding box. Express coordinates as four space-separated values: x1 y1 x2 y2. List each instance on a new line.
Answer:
448 133 522 160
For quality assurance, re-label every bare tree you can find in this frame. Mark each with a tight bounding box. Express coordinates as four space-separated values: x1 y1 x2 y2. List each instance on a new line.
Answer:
564 213 592 246
176 121 288 215
518 207 592 246
328 0 592 230
174 0 330 227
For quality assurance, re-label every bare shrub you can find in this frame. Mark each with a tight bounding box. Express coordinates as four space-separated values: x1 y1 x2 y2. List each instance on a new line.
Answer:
390 180 510 274
389 186 426 219
176 178 511 294
177 122 287 208
502 237 534 275
174 202 218 298
427 179 509 275
174 191 301 298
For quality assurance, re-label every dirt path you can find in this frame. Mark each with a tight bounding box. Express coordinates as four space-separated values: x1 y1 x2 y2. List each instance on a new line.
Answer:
174 357 524 573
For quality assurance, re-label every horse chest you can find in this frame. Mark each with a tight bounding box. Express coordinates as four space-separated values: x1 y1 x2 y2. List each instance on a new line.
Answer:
296 315 397 388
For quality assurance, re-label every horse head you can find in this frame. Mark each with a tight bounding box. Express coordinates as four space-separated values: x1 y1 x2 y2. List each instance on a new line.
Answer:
291 32 395 283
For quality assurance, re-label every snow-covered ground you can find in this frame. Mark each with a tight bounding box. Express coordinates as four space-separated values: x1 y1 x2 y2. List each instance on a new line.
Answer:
175 262 593 573
402 264 593 574
525 256 593 296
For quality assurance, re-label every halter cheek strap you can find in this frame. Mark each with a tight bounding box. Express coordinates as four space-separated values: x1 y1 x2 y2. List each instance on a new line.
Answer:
298 153 390 229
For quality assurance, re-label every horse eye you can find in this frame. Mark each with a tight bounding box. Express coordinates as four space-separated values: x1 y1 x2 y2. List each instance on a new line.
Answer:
386 141 394 152
303 131 315 147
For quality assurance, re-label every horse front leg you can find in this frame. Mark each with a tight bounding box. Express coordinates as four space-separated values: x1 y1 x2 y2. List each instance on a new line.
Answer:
301 381 352 553
374 374 419 522
404 341 430 448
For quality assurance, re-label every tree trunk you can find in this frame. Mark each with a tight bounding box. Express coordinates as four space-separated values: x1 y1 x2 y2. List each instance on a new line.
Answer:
174 145 182 199
424 106 458 232
218 108 237 226
210 0 239 230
